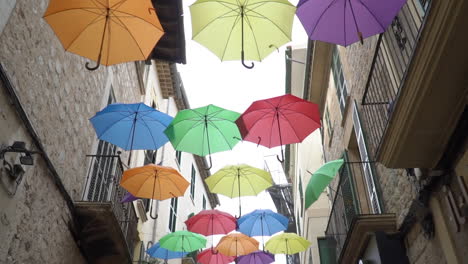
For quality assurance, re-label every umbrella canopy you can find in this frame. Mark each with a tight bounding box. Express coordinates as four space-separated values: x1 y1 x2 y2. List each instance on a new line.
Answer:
190 0 296 68
197 248 235 264
205 164 273 216
236 94 321 162
237 251 275 264
237 209 288 237
305 159 344 209
90 103 173 150
159 231 207 252
120 192 139 203
164 104 241 169
146 242 187 260
120 164 189 200
43 0 164 70
264 233 311 255
216 233 259 257
185 209 237 236
296 0 407 46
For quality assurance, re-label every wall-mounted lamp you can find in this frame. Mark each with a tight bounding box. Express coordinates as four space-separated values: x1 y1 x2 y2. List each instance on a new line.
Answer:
0 141 40 196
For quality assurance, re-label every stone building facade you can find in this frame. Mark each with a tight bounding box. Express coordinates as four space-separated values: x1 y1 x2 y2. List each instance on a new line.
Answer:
302 0 468 263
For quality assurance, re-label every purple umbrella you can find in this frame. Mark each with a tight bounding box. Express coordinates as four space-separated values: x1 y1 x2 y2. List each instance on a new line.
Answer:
296 0 407 46
120 192 139 203
237 251 274 264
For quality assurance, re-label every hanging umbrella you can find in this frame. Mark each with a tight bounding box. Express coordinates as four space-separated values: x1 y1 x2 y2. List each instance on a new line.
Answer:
146 242 188 262
190 0 296 68
164 104 241 169
264 233 311 255
43 0 164 70
296 0 407 46
216 233 259 257
185 209 237 236
159 231 207 252
197 248 235 264
237 209 288 237
120 192 139 203
120 164 189 218
205 165 273 217
305 159 344 209
237 251 275 264
90 103 173 150
236 94 321 162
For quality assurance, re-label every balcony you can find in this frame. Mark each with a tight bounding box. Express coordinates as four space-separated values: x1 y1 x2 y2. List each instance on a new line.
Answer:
75 154 138 264
323 162 396 263
360 0 468 168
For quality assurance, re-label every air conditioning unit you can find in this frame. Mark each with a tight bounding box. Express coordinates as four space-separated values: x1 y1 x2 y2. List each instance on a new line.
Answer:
136 200 148 222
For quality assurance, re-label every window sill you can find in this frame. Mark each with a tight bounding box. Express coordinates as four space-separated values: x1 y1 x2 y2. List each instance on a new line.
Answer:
340 95 352 127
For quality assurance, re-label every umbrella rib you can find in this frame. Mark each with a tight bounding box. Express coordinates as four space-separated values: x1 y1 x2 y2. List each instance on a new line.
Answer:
206 120 237 150
111 15 146 58
192 8 239 40
135 118 160 149
344 0 347 45
43 8 105 18
245 7 292 41
356 0 386 31
63 15 107 51
243 14 262 61
220 13 242 61
169 118 204 149
279 107 320 124
96 111 136 138
111 10 165 30
276 109 302 142
307 0 340 39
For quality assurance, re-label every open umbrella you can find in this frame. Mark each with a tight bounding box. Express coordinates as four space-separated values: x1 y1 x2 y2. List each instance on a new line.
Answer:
305 159 344 209
43 0 164 70
164 104 241 169
190 0 296 68
159 231 207 252
264 233 311 255
296 0 407 46
216 233 259 257
205 165 273 217
237 251 275 264
237 209 288 242
120 164 189 218
146 242 187 262
197 248 235 264
185 209 237 236
236 94 321 162
90 103 173 151
120 192 139 203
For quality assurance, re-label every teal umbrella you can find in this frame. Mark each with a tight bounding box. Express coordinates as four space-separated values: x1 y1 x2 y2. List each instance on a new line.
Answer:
305 159 344 209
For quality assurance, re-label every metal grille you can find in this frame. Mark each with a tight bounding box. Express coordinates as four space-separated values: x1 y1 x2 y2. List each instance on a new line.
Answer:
361 0 431 160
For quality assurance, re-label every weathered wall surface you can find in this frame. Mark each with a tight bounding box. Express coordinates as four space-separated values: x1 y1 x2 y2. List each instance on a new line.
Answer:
0 0 144 262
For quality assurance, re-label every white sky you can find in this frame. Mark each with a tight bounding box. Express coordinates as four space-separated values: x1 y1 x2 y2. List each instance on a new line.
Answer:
178 0 308 261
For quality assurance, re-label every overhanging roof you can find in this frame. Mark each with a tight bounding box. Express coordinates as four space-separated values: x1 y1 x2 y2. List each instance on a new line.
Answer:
150 0 186 64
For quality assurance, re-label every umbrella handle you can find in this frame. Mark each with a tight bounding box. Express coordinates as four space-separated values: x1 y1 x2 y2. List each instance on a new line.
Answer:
204 155 212 170
276 145 285 163
241 51 254 69
85 56 101 71
149 199 158 219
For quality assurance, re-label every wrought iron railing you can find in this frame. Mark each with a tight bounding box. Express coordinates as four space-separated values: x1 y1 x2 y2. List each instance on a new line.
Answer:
360 0 432 159
82 153 138 258
324 162 363 262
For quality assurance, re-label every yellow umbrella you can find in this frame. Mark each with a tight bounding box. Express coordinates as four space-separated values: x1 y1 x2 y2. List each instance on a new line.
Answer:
43 0 164 70
120 164 189 200
216 233 259 257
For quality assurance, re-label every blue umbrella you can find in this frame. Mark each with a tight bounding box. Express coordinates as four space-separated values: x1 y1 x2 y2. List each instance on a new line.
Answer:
90 103 173 150
237 209 288 237
146 242 187 261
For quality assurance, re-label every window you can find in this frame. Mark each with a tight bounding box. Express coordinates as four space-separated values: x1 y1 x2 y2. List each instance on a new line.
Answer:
331 47 348 114
324 106 334 141
190 165 196 201
352 102 381 213
176 150 182 165
202 196 207 210
168 197 178 232
298 173 304 217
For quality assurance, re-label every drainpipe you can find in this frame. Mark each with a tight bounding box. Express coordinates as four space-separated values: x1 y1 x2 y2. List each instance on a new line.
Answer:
0 63 87 259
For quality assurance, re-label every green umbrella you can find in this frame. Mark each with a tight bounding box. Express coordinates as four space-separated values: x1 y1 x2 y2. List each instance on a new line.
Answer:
305 159 344 209
164 104 241 169
205 164 273 216
190 0 296 68
264 233 311 255
159 231 207 252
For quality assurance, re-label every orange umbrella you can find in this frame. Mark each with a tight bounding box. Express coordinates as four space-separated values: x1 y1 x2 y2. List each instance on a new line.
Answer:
43 0 164 70
216 233 259 257
120 164 189 200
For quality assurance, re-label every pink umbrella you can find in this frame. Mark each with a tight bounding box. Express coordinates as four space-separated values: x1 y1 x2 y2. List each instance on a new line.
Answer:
197 248 235 264
185 210 237 236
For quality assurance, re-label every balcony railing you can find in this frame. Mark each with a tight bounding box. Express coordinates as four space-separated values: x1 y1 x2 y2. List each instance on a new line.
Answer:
324 162 364 261
82 153 138 258
360 0 432 160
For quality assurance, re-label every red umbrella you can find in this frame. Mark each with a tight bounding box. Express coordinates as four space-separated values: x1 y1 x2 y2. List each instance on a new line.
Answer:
185 209 237 236
236 94 321 162
197 248 235 264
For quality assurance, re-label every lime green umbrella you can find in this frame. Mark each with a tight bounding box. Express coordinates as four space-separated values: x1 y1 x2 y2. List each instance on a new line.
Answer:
305 159 344 209
205 164 273 216
190 0 296 68
164 104 241 169
265 233 311 255
159 231 207 252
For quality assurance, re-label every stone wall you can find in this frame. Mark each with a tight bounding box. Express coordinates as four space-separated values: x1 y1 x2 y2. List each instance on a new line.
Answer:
0 0 144 262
